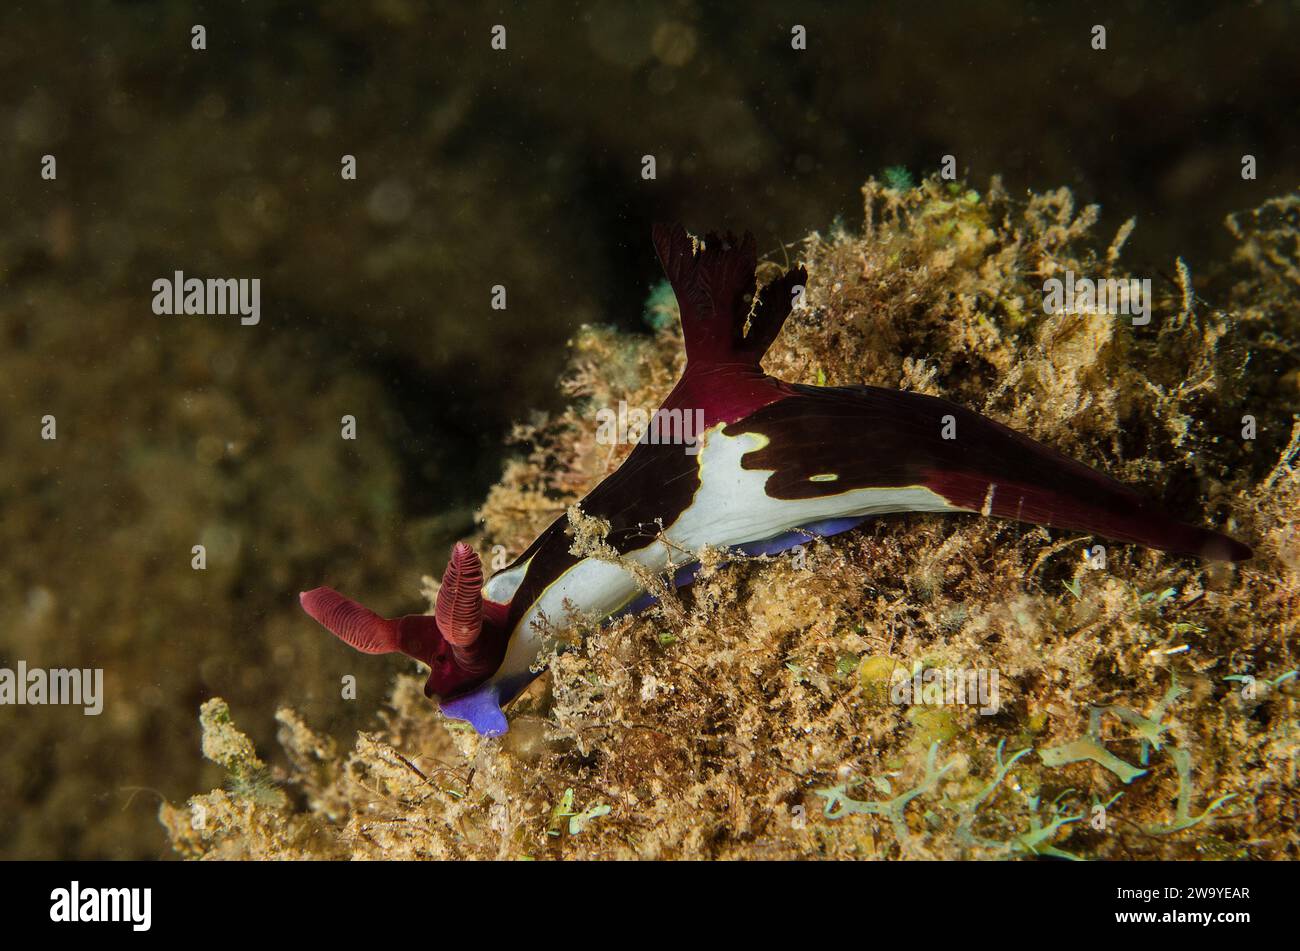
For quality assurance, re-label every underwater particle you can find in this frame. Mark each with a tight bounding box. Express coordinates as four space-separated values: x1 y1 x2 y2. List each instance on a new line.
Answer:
651 21 697 67
366 179 413 226
586 6 657 68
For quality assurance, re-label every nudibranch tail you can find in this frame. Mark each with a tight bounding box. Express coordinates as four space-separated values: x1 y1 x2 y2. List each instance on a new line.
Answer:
908 390 1254 561
924 464 1252 562
729 384 1252 562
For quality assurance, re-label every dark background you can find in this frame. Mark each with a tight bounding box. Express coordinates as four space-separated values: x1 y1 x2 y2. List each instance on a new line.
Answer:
0 0 1295 858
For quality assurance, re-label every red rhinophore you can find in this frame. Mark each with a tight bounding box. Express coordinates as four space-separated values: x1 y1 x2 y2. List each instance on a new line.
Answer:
300 542 507 697
299 588 401 654
434 542 494 675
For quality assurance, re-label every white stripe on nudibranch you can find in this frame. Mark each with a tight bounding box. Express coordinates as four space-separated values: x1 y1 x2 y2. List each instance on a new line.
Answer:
485 425 960 687
483 558 530 605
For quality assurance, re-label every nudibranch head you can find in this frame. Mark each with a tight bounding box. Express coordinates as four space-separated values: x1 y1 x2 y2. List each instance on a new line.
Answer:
299 541 509 701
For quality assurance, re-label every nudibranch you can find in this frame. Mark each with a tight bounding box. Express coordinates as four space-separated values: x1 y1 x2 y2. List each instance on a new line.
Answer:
301 224 1251 736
